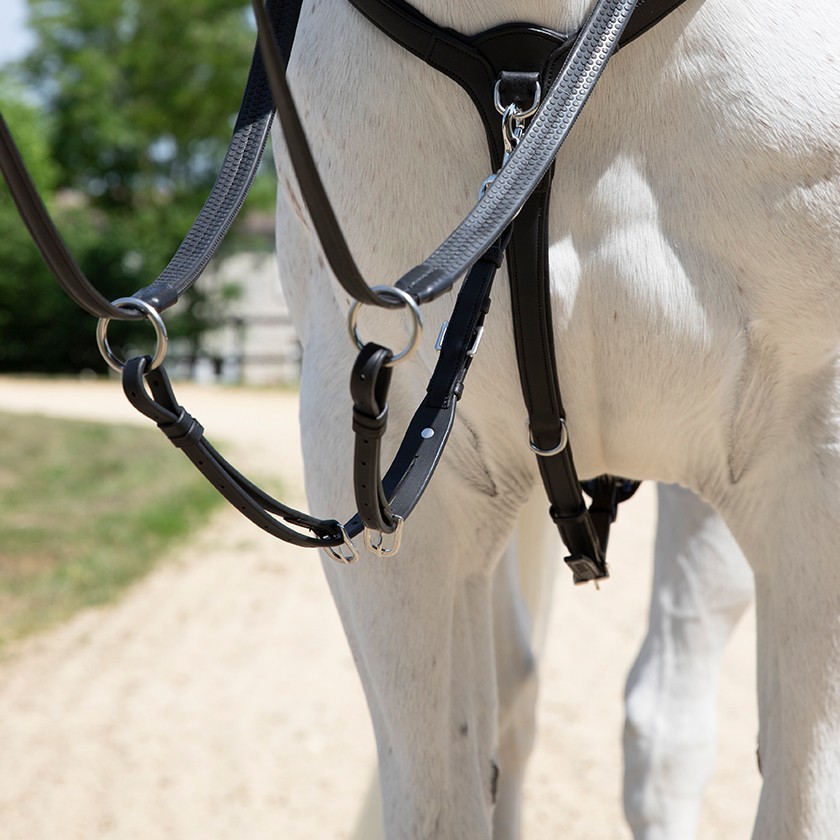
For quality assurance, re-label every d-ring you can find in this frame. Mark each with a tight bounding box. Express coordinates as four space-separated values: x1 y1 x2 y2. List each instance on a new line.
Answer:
347 286 423 365
96 297 169 373
528 418 568 457
493 78 542 119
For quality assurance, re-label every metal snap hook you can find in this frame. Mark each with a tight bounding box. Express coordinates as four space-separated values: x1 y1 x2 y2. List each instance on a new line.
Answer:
96 296 168 373
347 285 423 365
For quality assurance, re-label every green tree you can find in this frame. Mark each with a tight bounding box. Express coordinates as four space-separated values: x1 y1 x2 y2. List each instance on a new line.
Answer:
0 0 272 373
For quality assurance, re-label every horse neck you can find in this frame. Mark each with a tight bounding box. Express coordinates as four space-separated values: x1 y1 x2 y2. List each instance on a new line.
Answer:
406 0 594 33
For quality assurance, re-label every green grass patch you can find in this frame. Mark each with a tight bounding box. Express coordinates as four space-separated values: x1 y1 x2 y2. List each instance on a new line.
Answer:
0 412 222 647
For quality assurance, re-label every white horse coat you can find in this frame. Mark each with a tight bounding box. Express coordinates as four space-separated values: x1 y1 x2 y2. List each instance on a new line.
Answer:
274 1 840 836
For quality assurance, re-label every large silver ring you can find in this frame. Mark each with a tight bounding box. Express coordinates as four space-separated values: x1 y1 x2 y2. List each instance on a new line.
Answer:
96 297 168 373
347 285 423 365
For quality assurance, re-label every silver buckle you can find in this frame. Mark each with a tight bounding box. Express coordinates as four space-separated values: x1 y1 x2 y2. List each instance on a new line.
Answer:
323 525 359 564
364 516 404 558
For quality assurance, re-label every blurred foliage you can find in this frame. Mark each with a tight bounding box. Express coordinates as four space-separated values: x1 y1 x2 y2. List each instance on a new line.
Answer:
0 0 274 373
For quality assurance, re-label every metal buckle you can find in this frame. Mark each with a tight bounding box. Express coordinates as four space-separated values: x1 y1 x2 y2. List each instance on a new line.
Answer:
565 554 608 588
96 296 168 373
435 321 449 351
435 322 482 357
347 285 423 365
323 524 359 564
364 516 404 557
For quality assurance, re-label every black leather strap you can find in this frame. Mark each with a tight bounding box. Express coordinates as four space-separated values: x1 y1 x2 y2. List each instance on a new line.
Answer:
122 355 346 549
0 0 305 319
351 343 397 533
345 232 508 540
250 0 391 308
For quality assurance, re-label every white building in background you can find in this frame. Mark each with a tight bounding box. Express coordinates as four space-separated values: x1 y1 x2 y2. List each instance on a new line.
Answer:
169 251 301 386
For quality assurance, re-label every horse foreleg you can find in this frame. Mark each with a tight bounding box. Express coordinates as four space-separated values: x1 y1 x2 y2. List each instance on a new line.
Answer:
491 493 557 839
315 447 528 840
737 450 840 839
623 483 754 840
349 492 556 840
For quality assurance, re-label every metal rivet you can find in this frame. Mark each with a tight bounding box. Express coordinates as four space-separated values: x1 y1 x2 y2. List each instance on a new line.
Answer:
421 428 434 439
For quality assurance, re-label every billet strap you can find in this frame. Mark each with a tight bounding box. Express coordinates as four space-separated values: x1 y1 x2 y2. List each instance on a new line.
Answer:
0 0 304 319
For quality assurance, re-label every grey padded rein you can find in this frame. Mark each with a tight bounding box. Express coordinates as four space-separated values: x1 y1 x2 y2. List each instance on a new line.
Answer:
394 0 638 304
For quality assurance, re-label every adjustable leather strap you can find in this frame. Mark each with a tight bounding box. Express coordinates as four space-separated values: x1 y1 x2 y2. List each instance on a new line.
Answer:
122 356 346 549
351 343 396 533
346 234 508 540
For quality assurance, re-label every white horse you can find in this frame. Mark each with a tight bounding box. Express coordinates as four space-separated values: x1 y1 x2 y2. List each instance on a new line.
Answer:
274 1 840 836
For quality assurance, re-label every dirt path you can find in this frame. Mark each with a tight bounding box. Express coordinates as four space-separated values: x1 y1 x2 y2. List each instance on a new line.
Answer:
0 376 760 838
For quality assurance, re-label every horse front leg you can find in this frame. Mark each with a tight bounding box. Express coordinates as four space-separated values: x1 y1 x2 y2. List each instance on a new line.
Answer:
623 483 754 840
320 492 513 840
732 445 840 839
491 492 557 839
301 354 530 839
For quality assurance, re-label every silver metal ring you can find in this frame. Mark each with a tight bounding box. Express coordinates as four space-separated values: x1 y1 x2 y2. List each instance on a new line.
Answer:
96 297 169 373
347 286 423 365
493 79 542 119
528 418 568 457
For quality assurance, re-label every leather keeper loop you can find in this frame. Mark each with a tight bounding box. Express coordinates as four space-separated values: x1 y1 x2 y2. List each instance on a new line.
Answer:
549 504 589 527
353 405 389 438
160 409 205 449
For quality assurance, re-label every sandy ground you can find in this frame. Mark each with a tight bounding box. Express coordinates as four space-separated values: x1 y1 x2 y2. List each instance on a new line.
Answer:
0 376 760 838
